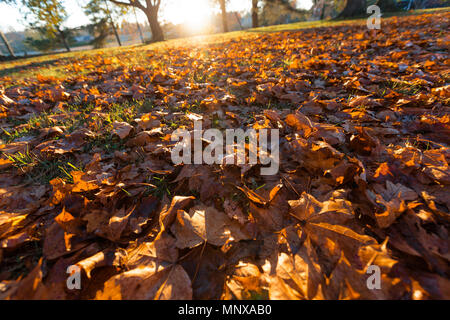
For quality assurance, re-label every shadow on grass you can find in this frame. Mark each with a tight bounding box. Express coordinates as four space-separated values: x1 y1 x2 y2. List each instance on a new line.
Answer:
0 56 74 79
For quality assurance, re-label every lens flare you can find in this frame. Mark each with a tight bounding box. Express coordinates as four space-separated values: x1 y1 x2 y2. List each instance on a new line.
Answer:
164 0 212 33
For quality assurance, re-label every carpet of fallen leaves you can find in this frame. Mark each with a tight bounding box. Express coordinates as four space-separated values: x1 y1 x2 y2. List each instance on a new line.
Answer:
0 12 449 300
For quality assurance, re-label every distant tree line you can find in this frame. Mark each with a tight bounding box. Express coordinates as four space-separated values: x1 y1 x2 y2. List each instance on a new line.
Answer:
0 0 447 56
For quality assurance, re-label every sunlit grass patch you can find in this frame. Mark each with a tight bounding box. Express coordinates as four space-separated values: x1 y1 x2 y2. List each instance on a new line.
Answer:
3 149 82 184
386 79 423 95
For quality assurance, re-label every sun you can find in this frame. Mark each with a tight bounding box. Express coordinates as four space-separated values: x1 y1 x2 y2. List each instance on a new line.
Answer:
164 0 212 33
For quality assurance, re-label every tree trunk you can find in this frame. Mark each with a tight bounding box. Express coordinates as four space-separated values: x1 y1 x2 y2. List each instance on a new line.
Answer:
104 0 122 46
320 0 326 20
111 21 122 46
108 0 164 42
219 0 229 33
0 31 15 57
57 28 71 52
234 12 243 30
133 7 145 43
252 0 259 28
336 0 366 18
145 7 164 42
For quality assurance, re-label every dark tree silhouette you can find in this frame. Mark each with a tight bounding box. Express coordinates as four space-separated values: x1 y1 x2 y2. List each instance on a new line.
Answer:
108 0 164 42
336 0 366 18
219 0 229 32
252 0 259 28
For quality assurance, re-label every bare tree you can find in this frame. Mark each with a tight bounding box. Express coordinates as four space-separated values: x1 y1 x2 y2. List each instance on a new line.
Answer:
210 0 230 32
85 0 129 48
133 6 145 43
252 0 259 28
219 0 229 32
0 31 15 57
108 0 164 42
104 0 122 46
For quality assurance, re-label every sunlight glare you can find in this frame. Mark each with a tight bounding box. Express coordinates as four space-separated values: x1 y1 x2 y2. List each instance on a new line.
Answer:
165 0 212 33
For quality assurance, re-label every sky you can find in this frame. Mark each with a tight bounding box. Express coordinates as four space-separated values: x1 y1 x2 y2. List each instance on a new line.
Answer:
0 0 313 32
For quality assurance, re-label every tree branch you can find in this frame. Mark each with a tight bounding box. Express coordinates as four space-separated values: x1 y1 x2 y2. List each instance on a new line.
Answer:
108 0 145 10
